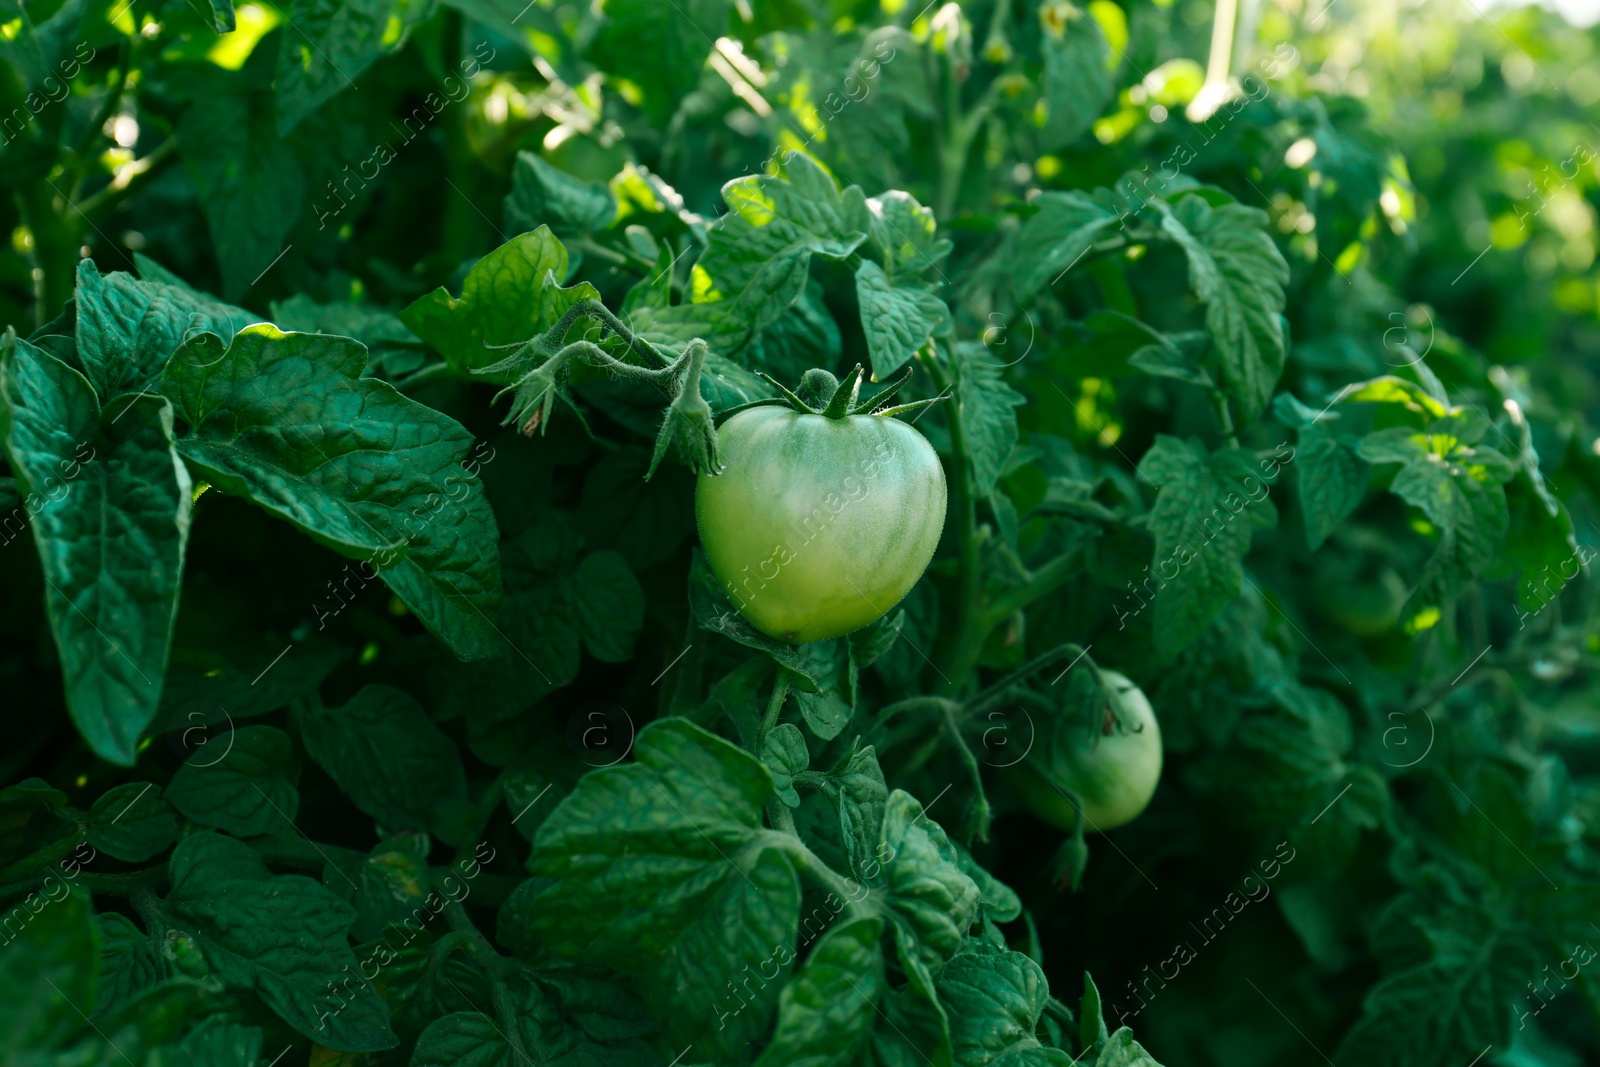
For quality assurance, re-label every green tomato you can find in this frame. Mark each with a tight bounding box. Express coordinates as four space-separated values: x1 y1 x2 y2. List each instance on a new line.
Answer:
1009 671 1162 832
696 404 947 644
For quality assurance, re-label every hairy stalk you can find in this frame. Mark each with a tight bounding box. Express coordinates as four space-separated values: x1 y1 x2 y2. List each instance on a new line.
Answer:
768 832 876 916
943 703 990 841
982 545 1086 626
925 350 984 693
759 674 791 741
439 884 530 1061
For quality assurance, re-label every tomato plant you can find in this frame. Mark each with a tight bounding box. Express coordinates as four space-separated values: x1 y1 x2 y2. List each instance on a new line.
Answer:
2 1 1600 1066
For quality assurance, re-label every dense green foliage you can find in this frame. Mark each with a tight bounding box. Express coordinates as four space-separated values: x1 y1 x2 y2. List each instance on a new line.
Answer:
3 0 1600 1064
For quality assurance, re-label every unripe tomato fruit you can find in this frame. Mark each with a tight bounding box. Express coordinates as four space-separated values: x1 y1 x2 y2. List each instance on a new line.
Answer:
1009 670 1162 831
696 400 946 644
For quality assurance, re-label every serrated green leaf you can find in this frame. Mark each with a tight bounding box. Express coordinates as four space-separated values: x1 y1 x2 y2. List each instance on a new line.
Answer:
161 324 502 660
881 790 981 968
1295 422 1368 550
1137 436 1279 657
166 724 298 837
506 152 619 235
269 294 418 357
87 783 178 863
938 951 1074 1066
762 723 809 808
74 259 256 402
1334 901 1537 1067
568 551 644 663
404 233 601 381
636 153 870 355
412 966 659 1067
856 260 948 380
953 841 1022 923
299 684 468 834
1014 193 1121 301
177 64 306 300
1095 1029 1165 1066
1039 2 1113 150
159 832 396 1051
790 638 855 740
867 191 952 280
587 0 729 120
275 0 436 135
821 743 889 885
0 336 191 766
753 916 885 1067
95 913 161 1018
954 341 1027 496
1154 195 1290 425
1359 418 1515 629
168 1016 263 1066
523 718 798 1061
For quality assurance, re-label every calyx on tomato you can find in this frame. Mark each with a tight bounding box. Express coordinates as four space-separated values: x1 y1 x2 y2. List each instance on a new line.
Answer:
696 365 948 644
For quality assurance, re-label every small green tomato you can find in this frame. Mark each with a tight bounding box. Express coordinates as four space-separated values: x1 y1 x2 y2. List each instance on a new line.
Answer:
695 367 947 644
1009 670 1162 832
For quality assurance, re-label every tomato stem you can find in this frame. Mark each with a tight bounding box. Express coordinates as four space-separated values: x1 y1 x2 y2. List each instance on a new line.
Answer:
759 674 791 740
925 348 984 693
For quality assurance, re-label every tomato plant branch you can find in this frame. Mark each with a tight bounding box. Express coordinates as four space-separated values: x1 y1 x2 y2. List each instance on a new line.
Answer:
924 349 985 693
981 545 1087 627
766 831 875 916
966 643 1091 715
16 180 78 328
759 673 791 741
438 880 530 1061
943 703 991 840
76 138 181 221
66 40 133 201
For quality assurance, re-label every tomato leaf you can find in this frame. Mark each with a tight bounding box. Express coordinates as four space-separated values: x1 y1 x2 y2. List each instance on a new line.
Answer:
157 832 397 1051
938 950 1075 1066
761 722 809 808
1153 195 1290 426
1136 436 1280 657
161 324 502 660
74 259 256 402
586 0 729 121
521 718 799 1061
0 885 96 1056
856 260 949 380
96 913 163 1017
753 916 886 1067
299 684 469 835
954 341 1028 496
177 60 307 300
165 724 299 837
505 152 619 235
1294 422 1368 550
400 228 601 379
1013 190 1122 302
1359 414 1516 630
636 153 871 355
1039 1 1113 150
880 790 981 969
274 0 435 136
87 782 178 863
411 966 659 1067
0 336 191 766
